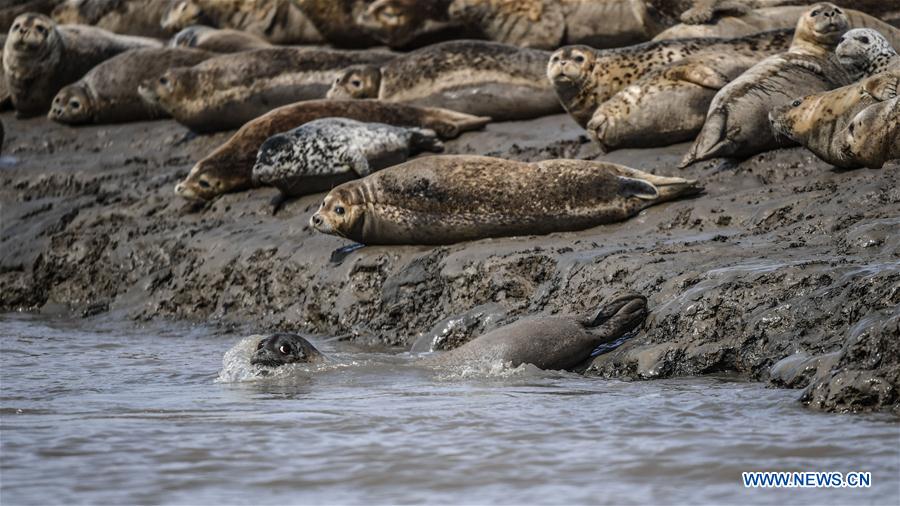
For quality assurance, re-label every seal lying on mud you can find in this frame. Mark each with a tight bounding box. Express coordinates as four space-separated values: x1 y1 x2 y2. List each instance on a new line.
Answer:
833 97 900 169
588 53 760 152
548 29 793 128
250 293 648 372
51 0 170 38
161 0 323 45
3 13 160 117
138 47 395 133
681 3 854 167
293 0 378 48
49 47 212 125
309 155 703 246
169 25 272 53
326 40 560 121
252 118 444 198
175 100 489 201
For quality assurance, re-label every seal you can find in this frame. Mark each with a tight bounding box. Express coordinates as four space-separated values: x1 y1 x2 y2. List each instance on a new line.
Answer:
137 47 395 133
293 0 378 48
548 29 793 128
833 96 899 169
48 47 212 125
51 0 171 38
588 53 760 152
326 40 560 121
354 0 464 49
175 100 489 201
835 28 900 80
169 25 272 53
252 118 444 198
250 293 648 372
0 34 10 110
681 3 854 167
309 155 704 246
0 0 60 32
769 68 899 168
3 13 161 117
161 0 323 45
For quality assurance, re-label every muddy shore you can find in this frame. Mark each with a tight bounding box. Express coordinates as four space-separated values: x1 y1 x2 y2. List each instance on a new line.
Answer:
1 110 897 414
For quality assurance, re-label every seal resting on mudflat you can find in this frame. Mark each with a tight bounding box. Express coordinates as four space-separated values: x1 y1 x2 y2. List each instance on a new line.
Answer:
252 118 444 198
175 100 489 201
250 293 648 372
309 155 703 246
326 40 560 121
168 25 272 53
681 3 855 167
48 47 212 125
833 97 900 169
3 13 160 117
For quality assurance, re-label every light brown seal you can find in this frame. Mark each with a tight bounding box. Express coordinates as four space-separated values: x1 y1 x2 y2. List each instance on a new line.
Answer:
326 40 560 121
48 47 212 125
3 13 161 117
682 3 854 167
588 53 760 152
548 29 793 128
309 155 703 246
169 25 272 53
833 96 899 169
161 0 323 45
175 100 489 201
290 0 376 47
138 47 395 133
51 0 170 38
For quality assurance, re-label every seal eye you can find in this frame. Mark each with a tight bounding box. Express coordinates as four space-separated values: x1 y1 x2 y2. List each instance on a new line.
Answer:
351 79 362 88
198 179 211 188
791 99 802 107
334 205 345 216
551 55 559 63
574 55 585 64
858 36 869 44
810 9 819 16
70 100 80 110
279 344 290 355
257 340 266 350
11 23 19 31
35 25 46 34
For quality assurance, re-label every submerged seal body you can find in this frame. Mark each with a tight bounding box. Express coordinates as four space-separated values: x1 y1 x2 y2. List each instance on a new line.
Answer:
176 100 489 201
3 13 161 117
309 155 703 246
51 0 171 38
682 3 854 166
250 293 648 372
169 25 272 53
161 0 323 45
326 40 560 121
252 118 444 197
548 29 793 128
833 97 900 169
138 47 395 133
588 53 760 152
49 47 212 125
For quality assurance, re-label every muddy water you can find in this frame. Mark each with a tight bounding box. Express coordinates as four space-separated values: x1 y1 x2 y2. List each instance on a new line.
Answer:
1 314 898 505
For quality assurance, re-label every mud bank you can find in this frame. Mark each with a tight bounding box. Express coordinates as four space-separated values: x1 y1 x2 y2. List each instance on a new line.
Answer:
1 111 897 414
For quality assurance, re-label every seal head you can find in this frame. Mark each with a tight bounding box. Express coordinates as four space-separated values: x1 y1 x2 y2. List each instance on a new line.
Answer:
547 45 595 105
836 28 898 79
327 65 382 99
310 187 362 238
791 3 849 55
251 333 326 368
48 83 94 124
6 13 57 54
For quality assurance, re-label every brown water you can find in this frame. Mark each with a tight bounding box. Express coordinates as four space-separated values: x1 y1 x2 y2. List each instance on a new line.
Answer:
1 313 898 505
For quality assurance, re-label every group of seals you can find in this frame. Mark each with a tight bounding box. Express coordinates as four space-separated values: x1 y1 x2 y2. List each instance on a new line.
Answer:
138 47 395 132
160 0 323 45
175 100 489 201
250 293 648 372
310 155 703 246
48 47 212 124
252 118 443 199
327 40 560 120
3 12 159 117
51 0 170 38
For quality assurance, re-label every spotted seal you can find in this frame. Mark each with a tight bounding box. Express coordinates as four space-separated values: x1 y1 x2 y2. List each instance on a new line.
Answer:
292 0 377 47
327 40 560 121
835 28 899 79
51 0 171 38
833 96 899 169
309 155 703 246
48 47 212 125
250 293 648 372
3 13 161 117
138 47 395 133
548 29 792 128
176 100 488 201
161 0 323 44
169 25 272 53
252 118 443 199
681 3 854 167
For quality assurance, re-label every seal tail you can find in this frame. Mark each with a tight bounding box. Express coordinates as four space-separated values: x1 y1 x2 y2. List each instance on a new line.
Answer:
409 128 445 154
680 111 728 168
422 108 491 138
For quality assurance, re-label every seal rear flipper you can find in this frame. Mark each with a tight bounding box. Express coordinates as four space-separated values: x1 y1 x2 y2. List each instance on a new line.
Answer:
680 110 729 168
615 169 704 201
584 292 647 349
409 128 444 154
422 107 491 138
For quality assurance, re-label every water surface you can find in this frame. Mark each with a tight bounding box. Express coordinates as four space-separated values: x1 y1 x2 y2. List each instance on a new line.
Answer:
1 314 898 505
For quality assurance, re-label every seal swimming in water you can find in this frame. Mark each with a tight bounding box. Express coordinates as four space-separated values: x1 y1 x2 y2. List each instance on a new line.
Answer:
138 47 395 133
681 3 855 167
161 0 324 45
169 25 272 53
51 0 171 38
175 100 489 201
548 29 793 128
588 53 761 152
833 96 899 169
309 155 703 246
48 47 212 125
3 13 161 117
326 40 559 121
250 293 648 372
252 118 444 198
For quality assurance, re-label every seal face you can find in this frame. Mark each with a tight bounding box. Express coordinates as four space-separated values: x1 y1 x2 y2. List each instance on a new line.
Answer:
309 155 703 245
834 96 900 169
252 118 444 197
836 28 899 79
251 333 326 368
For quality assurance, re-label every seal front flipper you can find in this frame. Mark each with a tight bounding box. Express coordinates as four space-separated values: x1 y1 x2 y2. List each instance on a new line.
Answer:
330 243 365 264
681 110 730 167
